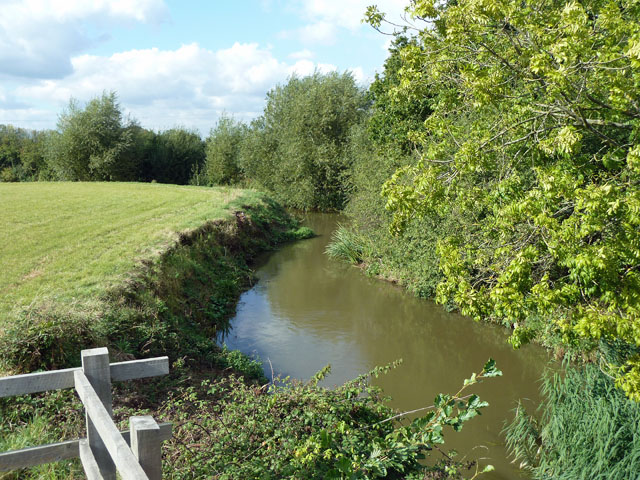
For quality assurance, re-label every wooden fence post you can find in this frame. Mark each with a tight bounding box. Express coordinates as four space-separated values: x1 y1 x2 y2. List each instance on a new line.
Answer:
130 416 162 480
81 348 116 480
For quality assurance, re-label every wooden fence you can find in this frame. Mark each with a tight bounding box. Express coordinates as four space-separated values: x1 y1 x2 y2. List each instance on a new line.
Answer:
0 347 172 479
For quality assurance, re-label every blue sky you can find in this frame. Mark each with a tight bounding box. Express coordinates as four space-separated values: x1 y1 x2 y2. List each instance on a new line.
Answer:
0 0 408 133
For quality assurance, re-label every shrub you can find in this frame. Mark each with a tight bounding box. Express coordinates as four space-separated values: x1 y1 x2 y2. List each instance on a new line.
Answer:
161 360 502 479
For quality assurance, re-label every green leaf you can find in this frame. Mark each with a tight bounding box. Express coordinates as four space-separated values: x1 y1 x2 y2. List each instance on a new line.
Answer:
482 359 502 377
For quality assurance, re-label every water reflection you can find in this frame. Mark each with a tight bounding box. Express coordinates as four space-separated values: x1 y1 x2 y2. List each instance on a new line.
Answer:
220 213 550 479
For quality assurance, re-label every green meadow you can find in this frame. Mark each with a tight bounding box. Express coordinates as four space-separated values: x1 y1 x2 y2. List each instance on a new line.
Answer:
0 182 255 325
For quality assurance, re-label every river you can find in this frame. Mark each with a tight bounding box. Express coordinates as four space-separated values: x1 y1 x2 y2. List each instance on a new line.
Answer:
219 213 551 479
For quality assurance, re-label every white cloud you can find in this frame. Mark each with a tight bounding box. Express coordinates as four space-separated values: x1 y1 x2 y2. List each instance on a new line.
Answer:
300 0 408 30
10 42 356 133
289 49 314 60
287 60 338 77
280 0 409 46
299 21 337 45
0 106 57 130
0 0 168 79
350 67 365 84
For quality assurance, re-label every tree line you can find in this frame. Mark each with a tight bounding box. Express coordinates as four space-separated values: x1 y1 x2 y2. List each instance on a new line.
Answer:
1 92 204 185
1 71 366 215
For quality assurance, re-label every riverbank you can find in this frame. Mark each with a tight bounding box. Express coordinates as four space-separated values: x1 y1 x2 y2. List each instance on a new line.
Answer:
0 182 312 374
0 182 312 477
1 183 496 479
326 220 640 479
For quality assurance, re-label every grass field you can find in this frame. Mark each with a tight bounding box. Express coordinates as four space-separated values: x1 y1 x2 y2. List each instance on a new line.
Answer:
0 182 255 321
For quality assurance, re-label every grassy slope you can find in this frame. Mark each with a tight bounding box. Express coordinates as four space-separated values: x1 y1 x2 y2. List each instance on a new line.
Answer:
0 182 305 373
0 182 312 478
0 182 250 319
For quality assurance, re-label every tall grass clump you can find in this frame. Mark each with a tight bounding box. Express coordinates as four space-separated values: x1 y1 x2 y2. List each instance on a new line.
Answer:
325 225 368 264
505 364 640 479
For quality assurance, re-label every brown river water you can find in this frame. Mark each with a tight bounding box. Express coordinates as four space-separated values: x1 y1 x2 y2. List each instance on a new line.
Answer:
219 213 551 479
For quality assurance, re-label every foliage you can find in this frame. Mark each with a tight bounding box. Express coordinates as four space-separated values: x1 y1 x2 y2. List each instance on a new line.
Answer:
369 0 640 398
0 124 50 181
240 71 368 210
326 225 369 264
144 127 205 185
505 364 640 479
216 345 266 381
161 360 501 479
366 36 432 155
328 35 443 297
203 114 247 185
46 91 136 181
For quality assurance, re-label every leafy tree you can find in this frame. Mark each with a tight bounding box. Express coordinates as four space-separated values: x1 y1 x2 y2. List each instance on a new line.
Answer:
240 71 368 210
368 0 640 398
19 130 50 179
329 35 443 298
46 92 135 181
0 125 49 181
0 125 22 174
367 36 432 155
203 114 247 185
146 128 205 185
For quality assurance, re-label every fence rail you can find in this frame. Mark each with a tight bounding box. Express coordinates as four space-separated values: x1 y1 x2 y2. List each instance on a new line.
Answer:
0 348 172 480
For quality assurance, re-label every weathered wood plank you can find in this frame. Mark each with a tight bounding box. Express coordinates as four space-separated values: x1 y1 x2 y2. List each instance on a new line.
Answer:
82 348 116 480
111 357 169 382
0 439 79 471
74 370 149 480
79 439 105 480
125 423 173 445
130 416 162 480
0 367 76 398
0 357 169 398
0 424 171 472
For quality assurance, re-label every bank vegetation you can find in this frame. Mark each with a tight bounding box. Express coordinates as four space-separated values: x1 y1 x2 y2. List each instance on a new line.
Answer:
3 0 640 476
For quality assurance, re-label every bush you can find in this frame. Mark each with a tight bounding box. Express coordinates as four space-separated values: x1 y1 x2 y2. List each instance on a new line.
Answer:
143 128 205 185
325 225 367 264
0 167 18 182
45 92 136 181
161 360 502 479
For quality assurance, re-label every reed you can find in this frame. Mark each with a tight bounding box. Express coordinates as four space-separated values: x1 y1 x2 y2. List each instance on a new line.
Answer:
505 364 640 479
325 225 367 264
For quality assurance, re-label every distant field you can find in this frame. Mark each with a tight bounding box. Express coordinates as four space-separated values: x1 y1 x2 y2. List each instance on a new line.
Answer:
0 182 253 321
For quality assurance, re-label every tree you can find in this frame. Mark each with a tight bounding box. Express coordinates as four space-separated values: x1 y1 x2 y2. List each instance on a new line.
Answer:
46 92 134 181
204 114 247 185
0 125 50 181
145 128 205 185
240 71 368 210
368 0 640 398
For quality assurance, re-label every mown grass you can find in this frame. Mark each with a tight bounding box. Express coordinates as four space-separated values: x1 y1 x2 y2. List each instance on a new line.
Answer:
0 182 250 319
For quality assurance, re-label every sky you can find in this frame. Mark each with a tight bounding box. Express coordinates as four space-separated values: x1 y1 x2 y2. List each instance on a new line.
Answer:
0 0 409 134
